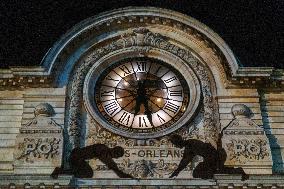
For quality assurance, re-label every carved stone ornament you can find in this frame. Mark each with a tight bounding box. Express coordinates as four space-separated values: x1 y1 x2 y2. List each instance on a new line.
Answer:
66 27 219 149
14 103 63 174
226 138 270 164
222 104 272 174
61 27 220 178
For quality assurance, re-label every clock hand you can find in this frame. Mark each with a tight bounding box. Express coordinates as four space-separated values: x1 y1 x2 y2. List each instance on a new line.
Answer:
144 96 154 127
133 80 154 126
134 97 141 116
115 87 136 96
134 80 144 115
139 80 155 126
148 95 172 101
116 94 135 100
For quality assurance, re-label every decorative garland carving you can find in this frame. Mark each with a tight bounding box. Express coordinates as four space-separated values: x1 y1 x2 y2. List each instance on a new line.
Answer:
67 28 218 150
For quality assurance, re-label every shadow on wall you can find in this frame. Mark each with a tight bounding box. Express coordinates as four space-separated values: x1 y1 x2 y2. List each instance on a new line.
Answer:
260 92 284 174
51 143 133 179
169 134 248 180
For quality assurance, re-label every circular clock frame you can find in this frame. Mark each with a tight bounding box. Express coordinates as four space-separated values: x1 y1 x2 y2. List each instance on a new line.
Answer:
84 50 201 139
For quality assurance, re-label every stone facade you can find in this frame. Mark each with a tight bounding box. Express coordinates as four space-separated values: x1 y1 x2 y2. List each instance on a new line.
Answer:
0 7 283 188
14 103 63 174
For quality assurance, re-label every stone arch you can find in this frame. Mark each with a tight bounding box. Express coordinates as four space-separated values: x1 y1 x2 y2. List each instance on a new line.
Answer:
41 7 239 89
40 7 237 169
63 27 220 160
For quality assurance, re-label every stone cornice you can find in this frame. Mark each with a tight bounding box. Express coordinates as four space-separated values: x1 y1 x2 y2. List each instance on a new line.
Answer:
1 66 283 89
0 174 284 188
0 7 283 89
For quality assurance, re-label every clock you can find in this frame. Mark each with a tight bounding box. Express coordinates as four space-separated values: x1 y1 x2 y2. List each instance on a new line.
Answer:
93 57 191 137
85 57 199 139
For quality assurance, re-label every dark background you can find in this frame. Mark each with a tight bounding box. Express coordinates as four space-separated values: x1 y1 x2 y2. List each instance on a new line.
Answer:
1 0 283 69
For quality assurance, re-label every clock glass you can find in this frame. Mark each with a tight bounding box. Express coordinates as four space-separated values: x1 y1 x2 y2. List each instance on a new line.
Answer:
94 58 190 135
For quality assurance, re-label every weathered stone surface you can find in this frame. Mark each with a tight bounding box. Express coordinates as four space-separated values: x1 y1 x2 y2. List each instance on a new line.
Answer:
14 103 63 174
0 6 283 187
260 91 284 174
221 104 273 174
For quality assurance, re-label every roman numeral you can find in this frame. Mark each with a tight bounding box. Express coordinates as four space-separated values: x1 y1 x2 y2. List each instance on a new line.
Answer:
164 76 177 83
118 112 131 125
136 62 147 72
139 117 149 128
101 89 115 97
119 65 132 76
157 114 166 124
154 66 162 75
104 101 120 116
164 101 180 113
105 75 119 82
169 90 182 97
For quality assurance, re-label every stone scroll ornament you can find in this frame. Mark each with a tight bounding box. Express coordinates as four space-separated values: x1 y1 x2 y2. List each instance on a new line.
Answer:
14 103 63 174
221 104 272 173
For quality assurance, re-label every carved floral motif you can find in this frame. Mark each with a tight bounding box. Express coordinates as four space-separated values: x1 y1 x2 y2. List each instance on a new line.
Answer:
88 119 171 147
226 139 270 164
14 103 63 173
17 138 61 163
94 158 192 179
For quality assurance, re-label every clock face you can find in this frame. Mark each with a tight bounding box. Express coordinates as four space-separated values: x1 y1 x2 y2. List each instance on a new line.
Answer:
94 58 190 135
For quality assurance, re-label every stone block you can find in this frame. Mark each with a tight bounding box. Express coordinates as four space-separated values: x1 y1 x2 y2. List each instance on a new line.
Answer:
14 103 63 175
0 104 23 110
0 116 22 122
0 161 13 170
0 122 21 128
221 104 273 174
0 139 16 147
0 148 14 161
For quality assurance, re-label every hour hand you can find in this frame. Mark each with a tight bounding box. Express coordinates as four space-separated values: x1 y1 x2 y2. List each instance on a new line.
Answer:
134 96 142 115
144 98 154 126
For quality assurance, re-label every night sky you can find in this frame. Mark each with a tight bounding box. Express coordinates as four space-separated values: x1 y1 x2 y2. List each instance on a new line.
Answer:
1 0 283 69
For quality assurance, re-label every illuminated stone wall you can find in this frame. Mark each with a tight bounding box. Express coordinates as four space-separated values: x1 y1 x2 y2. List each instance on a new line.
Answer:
0 7 283 188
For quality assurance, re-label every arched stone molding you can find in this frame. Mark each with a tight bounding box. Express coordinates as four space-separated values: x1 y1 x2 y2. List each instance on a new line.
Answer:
64 26 219 147
2 7 282 90
1 7 283 91
40 7 238 90
61 27 221 174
